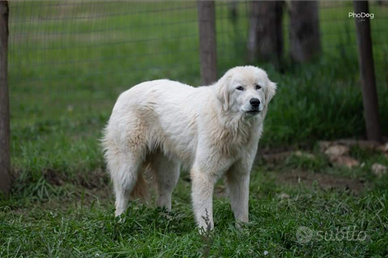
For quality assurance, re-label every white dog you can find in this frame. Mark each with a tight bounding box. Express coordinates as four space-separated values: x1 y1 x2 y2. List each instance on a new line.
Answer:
102 66 276 229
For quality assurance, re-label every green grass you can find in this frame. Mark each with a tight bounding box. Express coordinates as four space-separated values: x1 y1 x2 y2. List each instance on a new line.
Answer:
2 1 388 257
2 153 388 257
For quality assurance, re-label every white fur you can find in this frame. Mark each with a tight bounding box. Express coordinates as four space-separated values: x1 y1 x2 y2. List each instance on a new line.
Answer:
102 66 276 230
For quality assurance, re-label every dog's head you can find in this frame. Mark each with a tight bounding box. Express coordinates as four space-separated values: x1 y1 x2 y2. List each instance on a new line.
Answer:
216 66 276 117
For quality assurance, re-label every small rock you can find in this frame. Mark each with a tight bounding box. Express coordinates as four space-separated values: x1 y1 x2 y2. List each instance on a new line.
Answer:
325 145 349 157
371 163 387 178
329 156 359 168
338 139 380 150
376 143 388 158
377 143 388 153
318 141 332 152
264 250 269 256
294 151 315 159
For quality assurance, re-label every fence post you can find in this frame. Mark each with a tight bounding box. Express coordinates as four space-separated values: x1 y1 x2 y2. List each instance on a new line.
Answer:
197 1 217 85
247 1 284 64
288 1 321 62
0 1 10 196
353 1 382 142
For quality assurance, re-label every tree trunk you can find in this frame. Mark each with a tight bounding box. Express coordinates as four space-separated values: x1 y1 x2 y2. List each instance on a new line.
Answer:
197 1 217 85
354 1 382 142
228 0 238 24
247 1 284 64
288 1 321 62
0 1 10 196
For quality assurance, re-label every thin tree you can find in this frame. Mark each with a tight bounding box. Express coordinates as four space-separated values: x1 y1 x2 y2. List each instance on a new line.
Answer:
288 1 321 62
354 1 382 142
197 1 217 85
247 1 284 65
228 0 238 24
0 1 10 196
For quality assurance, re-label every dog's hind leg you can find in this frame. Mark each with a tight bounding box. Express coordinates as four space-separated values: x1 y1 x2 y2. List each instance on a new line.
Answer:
103 115 149 217
149 153 180 211
105 140 145 217
110 154 144 217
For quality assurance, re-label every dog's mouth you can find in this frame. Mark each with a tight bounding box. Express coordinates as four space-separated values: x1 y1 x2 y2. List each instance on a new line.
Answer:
246 110 260 116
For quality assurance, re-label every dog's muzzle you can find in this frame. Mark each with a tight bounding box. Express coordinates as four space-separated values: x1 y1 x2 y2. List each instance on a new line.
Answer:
246 109 260 116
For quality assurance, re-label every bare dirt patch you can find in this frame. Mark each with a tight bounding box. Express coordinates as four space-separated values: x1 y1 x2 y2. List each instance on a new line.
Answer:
43 168 110 189
276 170 367 193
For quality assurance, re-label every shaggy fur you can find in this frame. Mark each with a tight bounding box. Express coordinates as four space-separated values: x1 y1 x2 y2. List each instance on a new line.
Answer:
102 66 276 229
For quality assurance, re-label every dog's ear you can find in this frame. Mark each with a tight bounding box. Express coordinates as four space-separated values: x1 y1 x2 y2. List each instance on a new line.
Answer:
265 80 277 105
216 76 231 112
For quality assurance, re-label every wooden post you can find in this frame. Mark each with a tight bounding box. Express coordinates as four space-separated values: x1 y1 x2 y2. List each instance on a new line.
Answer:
247 1 284 65
288 1 321 62
197 1 217 85
354 1 382 142
0 1 10 196
228 0 238 24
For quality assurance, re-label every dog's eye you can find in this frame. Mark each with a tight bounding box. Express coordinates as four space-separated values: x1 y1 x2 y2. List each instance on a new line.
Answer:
236 86 244 91
255 84 262 90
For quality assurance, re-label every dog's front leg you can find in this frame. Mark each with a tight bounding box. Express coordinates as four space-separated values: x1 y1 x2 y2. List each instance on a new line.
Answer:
191 169 215 231
226 162 251 226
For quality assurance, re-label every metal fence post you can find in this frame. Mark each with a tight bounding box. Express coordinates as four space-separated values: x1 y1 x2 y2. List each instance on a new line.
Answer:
197 1 217 85
0 1 10 196
354 1 382 142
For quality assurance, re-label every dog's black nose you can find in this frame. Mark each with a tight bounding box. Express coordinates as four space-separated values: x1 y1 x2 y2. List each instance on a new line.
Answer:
250 98 260 108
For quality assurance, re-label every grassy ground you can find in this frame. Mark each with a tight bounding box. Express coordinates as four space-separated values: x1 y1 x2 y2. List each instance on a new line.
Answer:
2 1 388 257
1 148 388 257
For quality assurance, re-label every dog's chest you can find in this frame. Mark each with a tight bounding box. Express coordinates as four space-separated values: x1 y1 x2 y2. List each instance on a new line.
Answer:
211 125 256 157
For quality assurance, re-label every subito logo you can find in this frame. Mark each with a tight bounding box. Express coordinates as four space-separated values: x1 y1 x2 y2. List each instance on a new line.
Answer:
296 226 313 244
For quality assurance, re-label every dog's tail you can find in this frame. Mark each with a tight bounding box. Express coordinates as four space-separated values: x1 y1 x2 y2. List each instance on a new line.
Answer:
129 168 149 202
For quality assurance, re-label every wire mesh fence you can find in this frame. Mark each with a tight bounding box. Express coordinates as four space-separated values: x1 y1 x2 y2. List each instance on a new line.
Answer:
8 1 249 85
7 1 388 127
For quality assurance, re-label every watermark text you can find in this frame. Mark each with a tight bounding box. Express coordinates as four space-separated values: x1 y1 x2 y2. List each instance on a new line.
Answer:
296 226 368 244
349 12 374 20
